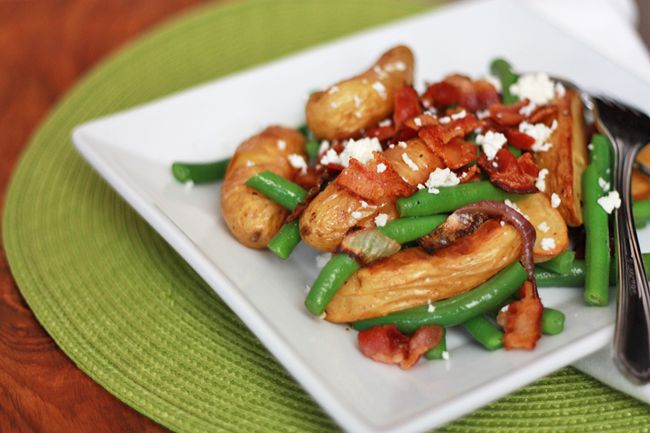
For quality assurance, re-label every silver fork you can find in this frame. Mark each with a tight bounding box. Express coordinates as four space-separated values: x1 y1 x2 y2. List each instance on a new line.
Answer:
591 95 650 383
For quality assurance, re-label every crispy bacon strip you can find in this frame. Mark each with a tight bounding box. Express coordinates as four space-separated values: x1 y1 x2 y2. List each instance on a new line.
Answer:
334 152 415 203
497 281 543 350
418 114 480 154
503 129 535 151
477 147 539 193
394 86 423 130
441 137 478 170
357 324 443 369
365 124 396 142
422 75 499 111
456 164 481 183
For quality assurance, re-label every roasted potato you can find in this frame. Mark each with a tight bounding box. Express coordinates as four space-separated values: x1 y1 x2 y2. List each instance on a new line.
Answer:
221 126 305 248
513 193 568 261
534 90 588 226
326 220 522 322
632 144 650 200
382 138 443 186
306 45 414 140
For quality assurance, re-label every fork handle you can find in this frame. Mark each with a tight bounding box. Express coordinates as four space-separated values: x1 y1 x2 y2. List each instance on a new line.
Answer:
613 141 650 383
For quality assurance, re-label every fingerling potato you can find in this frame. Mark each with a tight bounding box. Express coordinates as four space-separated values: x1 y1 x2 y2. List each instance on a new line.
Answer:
513 193 568 261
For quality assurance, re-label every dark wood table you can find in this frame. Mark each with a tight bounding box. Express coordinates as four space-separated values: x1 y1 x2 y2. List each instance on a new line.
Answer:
2 1 650 432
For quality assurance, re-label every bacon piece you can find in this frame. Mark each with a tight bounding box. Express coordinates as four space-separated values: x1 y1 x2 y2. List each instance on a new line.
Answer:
441 138 477 170
478 147 539 193
393 86 423 130
497 281 543 350
418 114 480 155
335 152 415 203
456 164 481 183
503 129 535 151
365 125 396 142
358 324 443 369
422 75 499 111
528 105 559 124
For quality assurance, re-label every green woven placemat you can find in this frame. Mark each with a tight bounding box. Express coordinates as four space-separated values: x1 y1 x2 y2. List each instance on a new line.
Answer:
4 0 650 432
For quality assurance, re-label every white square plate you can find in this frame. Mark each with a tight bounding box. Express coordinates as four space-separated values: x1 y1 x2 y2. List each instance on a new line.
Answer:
72 0 650 432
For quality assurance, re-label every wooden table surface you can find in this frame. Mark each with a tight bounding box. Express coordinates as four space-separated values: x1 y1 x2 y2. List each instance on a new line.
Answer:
2 1 650 433
0 2 208 432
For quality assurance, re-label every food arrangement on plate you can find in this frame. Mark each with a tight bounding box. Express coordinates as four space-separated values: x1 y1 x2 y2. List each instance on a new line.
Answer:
171 45 650 370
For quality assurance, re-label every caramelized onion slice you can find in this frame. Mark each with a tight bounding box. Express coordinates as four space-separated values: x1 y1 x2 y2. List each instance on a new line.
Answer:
339 228 401 265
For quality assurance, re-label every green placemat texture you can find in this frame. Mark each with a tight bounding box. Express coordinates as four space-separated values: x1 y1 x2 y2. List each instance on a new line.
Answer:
4 0 650 432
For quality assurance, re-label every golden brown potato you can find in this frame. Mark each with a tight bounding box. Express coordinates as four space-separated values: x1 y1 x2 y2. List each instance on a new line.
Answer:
513 193 568 261
534 90 587 226
632 144 650 200
382 138 443 186
306 45 414 140
326 220 522 323
221 126 305 248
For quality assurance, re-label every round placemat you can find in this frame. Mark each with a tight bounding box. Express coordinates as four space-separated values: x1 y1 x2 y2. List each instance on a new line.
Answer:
4 0 650 432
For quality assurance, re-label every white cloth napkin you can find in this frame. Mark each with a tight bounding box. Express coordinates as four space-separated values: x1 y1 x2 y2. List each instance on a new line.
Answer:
521 0 650 404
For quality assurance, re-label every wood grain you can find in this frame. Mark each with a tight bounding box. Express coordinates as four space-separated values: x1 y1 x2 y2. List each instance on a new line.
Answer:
0 1 208 432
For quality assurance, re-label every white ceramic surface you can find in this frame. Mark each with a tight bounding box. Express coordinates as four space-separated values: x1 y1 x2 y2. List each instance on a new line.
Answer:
72 0 650 432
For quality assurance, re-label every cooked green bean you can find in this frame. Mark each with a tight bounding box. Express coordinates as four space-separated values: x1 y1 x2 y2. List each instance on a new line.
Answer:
425 328 447 360
489 58 519 105
376 215 447 244
171 158 230 184
353 262 527 333
267 220 301 259
508 145 522 158
305 254 360 316
634 199 650 228
245 171 307 211
397 181 523 217
463 315 504 350
542 308 565 335
590 134 612 183
298 123 313 139
536 253 650 287
305 140 320 160
582 165 610 306
538 250 576 275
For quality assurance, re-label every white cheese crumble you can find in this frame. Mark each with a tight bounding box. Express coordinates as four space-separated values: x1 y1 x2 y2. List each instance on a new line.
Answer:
519 120 557 152
384 61 406 72
378 118 392 127
509 72 560 105
477 109 490 120
184 180 194 190
402 153 419 171
320 148 342 166
541 237 556 251
316 253 332 269
374 213 389 227
329 101 340 109
536 168 549 192
376 163 387 173
417 183 426 190
288 154 308 174
484 74 502 92
551 193 561 208
339 137 382 167
351 211 363 219
277 139 287 150
398 141 408 149
427 301 436 313
438 116 451 124
245 160 255 167
425 168 460 194
500 220 506 227
413 117 423 127
373 65 388 79
538 221 550 233
318 140 330 154
328 85 339 94
597 191 621 214
519 101 537 117
360 200 369 208
354 111 363 119
372 81 387 99
504 199 529 220
318 312 327 320
598 177 610 192
441 351 450 361
476 131 507 160
555 82 566 97
451 110 467 120
353 95 362 107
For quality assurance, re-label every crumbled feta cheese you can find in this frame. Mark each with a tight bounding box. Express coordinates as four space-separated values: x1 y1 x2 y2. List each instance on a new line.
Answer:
288 154 308 174
427 301 436 313
555 82 566 97
425 168 460 194
329 101 339 109
413 117 423 127
316 253 332 269
328 85 339 94
441 351 450 361
536 168 549 192
505 199 529 220
354 111 363 119
519 101 537 117
318 312 327 320
374 213 389 227
519 120 557 152
451 110 467 120
484 74 502 92
372 81 387 99
598 177 610 192
424 108 438 116
339 137 382 167
500 220 506 227
245 160 255 167
551 193 561 208
353 95 362 107
184 180 194 190
318 140 330 154
438 116 451 124
384 61 406 72
402 153 419 171
541 237 556 251
378 118 392 127
476 131 507 160
417 183 426 190
509 72 559 105
477 109 490 119
538 221 550 233
597 191 621 214
373 65 388 79
398 141 408 149
376 163 387 173
360 200 369 208
277 139 287 150
320 148 341 166
588 143 594 151
351 211 363 219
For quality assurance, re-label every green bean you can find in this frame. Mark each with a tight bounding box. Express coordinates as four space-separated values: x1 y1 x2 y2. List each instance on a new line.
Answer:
245 171 307 211
538 250 576 275
353 262 527 333
267 220 300 259
634 199 650 227
463 315 504 350
542 308 565 335
305 140 320 160
376 215 447 244
171 158 230 184
425 328 447 360
305 254 360 316
489 58 519 105
508 145 522 158
536 253 650 287
582 165 610 306
590 134 613 183
397 181 523 217
298 123 313 139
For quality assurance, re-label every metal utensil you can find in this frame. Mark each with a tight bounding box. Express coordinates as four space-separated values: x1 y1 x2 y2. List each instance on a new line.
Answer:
590 95 650 383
